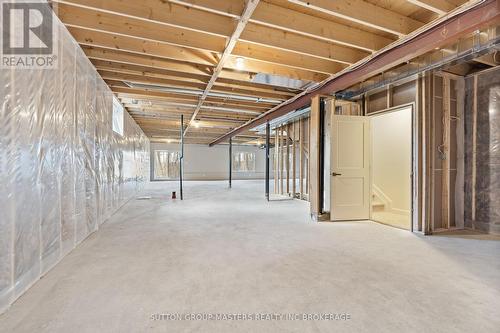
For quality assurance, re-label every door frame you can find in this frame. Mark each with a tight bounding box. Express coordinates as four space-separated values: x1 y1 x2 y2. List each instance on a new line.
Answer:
366 103 416 232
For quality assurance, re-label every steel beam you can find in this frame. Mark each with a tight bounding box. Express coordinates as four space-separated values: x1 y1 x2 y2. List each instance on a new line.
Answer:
209 0 500 146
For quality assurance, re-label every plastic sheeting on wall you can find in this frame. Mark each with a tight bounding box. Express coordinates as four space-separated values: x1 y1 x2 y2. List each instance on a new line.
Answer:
0 14 149 313
464 67 500 235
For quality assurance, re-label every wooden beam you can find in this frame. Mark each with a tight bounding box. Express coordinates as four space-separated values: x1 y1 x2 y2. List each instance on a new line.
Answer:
184 0 260 135
407 0 456 16
98 70 290 100
171 0 394 52
288 0 424 36
56 0 367 64
58 5 342 76
125 105 257 119
120 97 268 113
240 22 368 65
134 118 241 129
57 3 225 51
80 36 328 83
111 86 277 110
94 58 299 93
93 59 302 94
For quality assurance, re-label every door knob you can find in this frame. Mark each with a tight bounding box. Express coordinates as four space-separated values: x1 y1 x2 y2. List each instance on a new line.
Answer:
331 172 342 176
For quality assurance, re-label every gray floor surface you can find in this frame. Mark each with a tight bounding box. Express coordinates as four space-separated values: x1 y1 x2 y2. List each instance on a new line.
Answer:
1 180 499 333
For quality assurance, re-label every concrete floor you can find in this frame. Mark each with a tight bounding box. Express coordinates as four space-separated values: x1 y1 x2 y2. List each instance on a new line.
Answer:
372 211 411 230
1 180 499 333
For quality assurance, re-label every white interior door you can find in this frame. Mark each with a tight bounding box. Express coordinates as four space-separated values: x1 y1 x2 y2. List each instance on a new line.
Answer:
330 115 370 221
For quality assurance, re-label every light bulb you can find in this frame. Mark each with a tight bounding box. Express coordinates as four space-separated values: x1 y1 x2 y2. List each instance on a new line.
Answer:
235 57 245 70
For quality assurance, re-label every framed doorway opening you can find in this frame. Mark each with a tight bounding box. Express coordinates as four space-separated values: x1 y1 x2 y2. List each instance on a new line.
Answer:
369 106 414 231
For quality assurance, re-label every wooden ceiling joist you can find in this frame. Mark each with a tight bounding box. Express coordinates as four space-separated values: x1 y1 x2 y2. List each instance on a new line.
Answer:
110 86 279 109
407 0 457 16
92 60 301 94
58 4 345 75
111 91 273 115
127 110 253 123
119 98 268 115
56 0 368 65
170 0 394 52
287 0 424 36
95 65 297 97
82 42 327 83
98 70 291 100
84 47 222 79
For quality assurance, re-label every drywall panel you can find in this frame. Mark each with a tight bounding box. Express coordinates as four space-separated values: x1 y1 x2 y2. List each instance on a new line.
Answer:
150 143 267 180
0 12 149 313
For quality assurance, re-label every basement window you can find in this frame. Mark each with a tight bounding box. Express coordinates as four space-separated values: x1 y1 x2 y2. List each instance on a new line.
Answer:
154 150 181 180
112 97 124 136
232 152 256 172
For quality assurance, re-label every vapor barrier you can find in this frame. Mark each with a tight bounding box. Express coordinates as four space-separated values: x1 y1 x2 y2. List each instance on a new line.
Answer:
0 15 149 313
464 66 500 234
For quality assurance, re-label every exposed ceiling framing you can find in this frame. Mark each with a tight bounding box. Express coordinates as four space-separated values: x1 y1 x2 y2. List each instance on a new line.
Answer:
51 0 477 145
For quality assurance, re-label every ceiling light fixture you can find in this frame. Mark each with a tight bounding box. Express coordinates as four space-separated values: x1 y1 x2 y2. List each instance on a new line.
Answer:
235 57 245 70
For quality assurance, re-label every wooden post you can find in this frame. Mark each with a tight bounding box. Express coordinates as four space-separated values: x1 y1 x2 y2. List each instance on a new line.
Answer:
292 121 297 198
386 85 393 109
441 77 451 229
472 75 478 226
279 126 284 195
286 123 290 195
273 127 279 194
299 118 304 200
309 96 322 218
415 75 423 232
305 118 311 197
429 74 436 233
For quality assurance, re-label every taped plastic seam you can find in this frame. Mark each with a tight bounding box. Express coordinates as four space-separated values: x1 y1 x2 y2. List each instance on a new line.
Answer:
0 12 150 313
